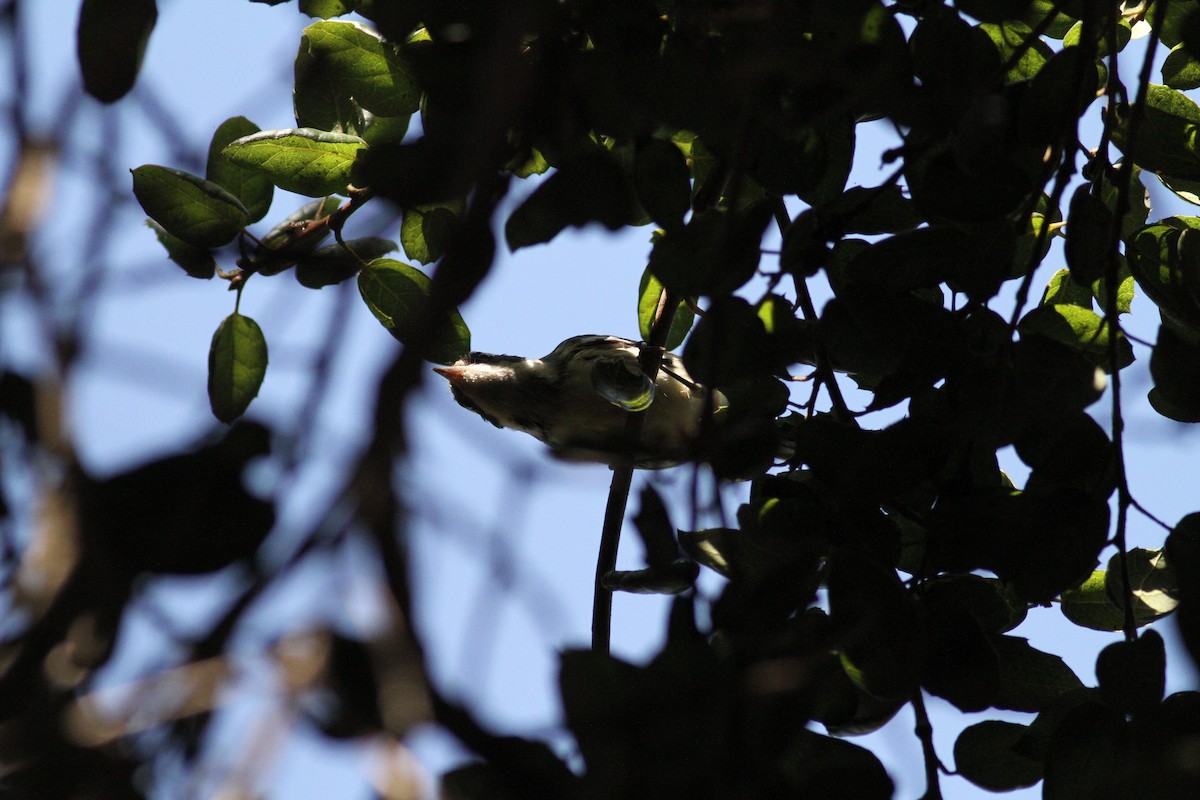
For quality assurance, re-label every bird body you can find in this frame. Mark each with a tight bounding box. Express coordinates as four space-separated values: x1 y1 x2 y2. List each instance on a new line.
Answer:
433 335 716 468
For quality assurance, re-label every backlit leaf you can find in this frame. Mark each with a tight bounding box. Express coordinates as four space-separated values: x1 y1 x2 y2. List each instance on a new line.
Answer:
208 313 268 423
637 267 693 350
222 128 366 197
146 220 216 280
357 258 470 364
207 116 274 222
132 165 250 248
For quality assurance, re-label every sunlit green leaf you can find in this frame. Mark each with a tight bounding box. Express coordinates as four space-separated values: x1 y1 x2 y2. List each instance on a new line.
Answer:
300 0 358 19
301 21 420 117
980 20 1053 82
131 165 250 248
637 267 693 350
222 128 366 197
1112 84 1200 180
1018 303 1134 371
207 116 274 222
208 313 268 423
1164 43 1200 89
357 258 470 364
1041 268 1093 309
401 205 458 264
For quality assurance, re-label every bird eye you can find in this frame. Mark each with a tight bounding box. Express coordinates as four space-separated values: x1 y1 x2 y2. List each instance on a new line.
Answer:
591 355 655 412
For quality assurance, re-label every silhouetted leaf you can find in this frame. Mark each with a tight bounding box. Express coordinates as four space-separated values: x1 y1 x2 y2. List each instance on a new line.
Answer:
77 0 157 103
992 635 1085 712
1096 629 1165 716
1043 702 1126 800
505 153 635 250
295 237 397 288
1065 186 1113 284
146 220 216 279
954 720 1042 791
632 138 690 231
1150 323 1200 421
648 205 770 297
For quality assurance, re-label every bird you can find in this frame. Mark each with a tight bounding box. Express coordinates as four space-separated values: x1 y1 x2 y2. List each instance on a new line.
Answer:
432 335 721 468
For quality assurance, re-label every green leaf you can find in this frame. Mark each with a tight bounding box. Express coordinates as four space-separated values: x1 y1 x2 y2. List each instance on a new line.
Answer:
131 165 250 248
954 721 1043 791
357 258 470 364
222 128 366 197
300 0 358 18
1114 547 1183 622
1018 303 1134 371
1060 570 1127 631
1041 268 1094 309
1062 17 1131 57
400 205 458 264
637 267 693 350
1020 0 1078 39
992 635 1085 712
1164 43 1200 90
208 313 268 424
980 20 1053 82
504 153 636 251
145 220 216 279
295 237 397 288
77 0 157 103
1112 84 1200 180
300 21 420 117
362 114 411 147
1126 218 1200 336
207 117 274 223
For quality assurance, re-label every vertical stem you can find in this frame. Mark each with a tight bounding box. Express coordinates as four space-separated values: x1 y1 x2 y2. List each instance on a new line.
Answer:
911 690 943 800
591 290 680 653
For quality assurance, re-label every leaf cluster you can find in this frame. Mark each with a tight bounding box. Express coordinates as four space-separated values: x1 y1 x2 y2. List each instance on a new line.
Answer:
58 0 1200 798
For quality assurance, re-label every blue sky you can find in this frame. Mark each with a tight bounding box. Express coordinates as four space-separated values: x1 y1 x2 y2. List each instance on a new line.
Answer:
5 2 1199 798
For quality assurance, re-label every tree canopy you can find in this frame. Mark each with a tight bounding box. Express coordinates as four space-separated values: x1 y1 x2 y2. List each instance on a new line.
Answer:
2 0 1200 797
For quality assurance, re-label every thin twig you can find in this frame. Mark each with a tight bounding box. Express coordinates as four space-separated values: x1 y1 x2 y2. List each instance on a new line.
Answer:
1103 0 1166 643
591 290 680 653
911 689 943 800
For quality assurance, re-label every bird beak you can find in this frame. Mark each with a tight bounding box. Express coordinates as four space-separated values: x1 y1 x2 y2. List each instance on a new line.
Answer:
432 365 467 384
